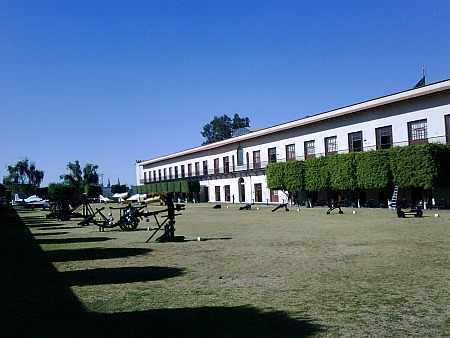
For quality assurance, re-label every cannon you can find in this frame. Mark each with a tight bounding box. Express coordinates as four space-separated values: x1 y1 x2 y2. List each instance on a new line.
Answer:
326 200 346 214
396 203 423 218
78 193 186 242
272 203 289 212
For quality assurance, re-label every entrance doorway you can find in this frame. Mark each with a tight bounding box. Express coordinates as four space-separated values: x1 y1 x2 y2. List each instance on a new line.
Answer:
254 183 262 202
270 189 279 203
238 177 245 202
215 186 221 202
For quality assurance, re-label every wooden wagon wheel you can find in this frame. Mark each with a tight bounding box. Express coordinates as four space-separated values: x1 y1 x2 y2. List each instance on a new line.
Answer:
119 217 139 231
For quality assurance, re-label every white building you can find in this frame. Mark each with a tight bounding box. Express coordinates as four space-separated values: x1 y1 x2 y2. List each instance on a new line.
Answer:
136 79 450 206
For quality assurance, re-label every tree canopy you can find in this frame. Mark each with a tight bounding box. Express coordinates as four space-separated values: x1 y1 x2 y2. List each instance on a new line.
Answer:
59 160 100 200
201 113 250 145
3 158 44 195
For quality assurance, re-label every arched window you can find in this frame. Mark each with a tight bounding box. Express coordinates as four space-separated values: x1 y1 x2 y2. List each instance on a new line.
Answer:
237 146 244 166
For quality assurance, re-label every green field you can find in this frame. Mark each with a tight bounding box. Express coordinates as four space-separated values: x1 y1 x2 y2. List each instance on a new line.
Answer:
2 203 449 337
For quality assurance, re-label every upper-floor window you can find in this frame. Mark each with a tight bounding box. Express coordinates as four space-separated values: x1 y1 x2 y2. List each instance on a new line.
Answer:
181 165 185 178
214 158 219 174
144 172 147 183
253 150 261 169
163 168 167 180
304 140 315 159
153 170 157 182
237 146 244 166
169 167 172 180
325 136 337 155
445 115 450 144
376 126 393 150
408 119 427 145
223 156 230 173
174 166 178 179
188 163 192 177
268 147 277 163
203 160 208 175
348 131 363 152
195 162 200 176
286 144 296 161
158 169 161 181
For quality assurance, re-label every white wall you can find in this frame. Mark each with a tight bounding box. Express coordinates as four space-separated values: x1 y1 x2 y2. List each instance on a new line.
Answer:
136 86 450 203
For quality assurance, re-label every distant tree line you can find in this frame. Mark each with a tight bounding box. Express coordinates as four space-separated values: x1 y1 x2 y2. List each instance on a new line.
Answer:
2 158 109 203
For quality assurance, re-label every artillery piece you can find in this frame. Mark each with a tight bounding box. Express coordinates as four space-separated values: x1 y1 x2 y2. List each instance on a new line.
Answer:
78 192 185 242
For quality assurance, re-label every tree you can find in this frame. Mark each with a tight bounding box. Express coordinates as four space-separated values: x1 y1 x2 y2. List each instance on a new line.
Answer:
60 161 100 200
3 158 44 195
83 163 99 187
60 160 83 193
201 113 250 145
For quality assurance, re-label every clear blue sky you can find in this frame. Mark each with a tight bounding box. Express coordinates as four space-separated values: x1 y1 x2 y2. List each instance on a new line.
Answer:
1 0 449 188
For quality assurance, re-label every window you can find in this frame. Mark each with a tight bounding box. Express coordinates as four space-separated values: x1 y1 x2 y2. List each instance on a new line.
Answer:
181 165 185 178
195 162 200 176
223 156 230 173
163 168 167 180
304 140 315 159
445 115 450 144
325 136 338 155
237 146 244 166
158 169 161 181
214 158 219 174
174 166 178 179
144 172 147 183
253 151 261 169
169 167 172 180
188 164 192 177
408 119 427 145
348 131 363 152
286 144 296 161
153 170 156 182
376 126 393 149
203 160 208 175
268 147 277 163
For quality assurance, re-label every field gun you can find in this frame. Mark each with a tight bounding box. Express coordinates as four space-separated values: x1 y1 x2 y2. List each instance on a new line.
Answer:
78 193 185 242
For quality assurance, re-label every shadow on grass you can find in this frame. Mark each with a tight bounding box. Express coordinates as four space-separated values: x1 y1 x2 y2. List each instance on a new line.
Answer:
36 237 112 244
45 247 152 262
61 266 185 286
38 226 81 230
33 231 69 236
0 206 325 337
94 306 325 337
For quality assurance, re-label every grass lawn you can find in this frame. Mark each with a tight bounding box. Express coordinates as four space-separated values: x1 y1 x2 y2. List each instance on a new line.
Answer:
10 203 450 337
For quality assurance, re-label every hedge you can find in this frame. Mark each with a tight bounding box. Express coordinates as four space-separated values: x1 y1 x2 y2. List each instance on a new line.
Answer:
267 143 450 193
304 156 329 191
133 179 200 195
355 150 390 189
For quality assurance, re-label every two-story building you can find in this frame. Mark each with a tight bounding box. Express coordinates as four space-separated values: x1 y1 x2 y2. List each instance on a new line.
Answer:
136 79 450 205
